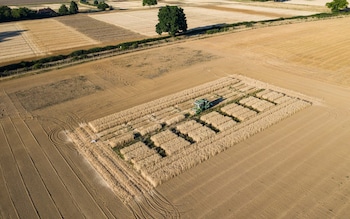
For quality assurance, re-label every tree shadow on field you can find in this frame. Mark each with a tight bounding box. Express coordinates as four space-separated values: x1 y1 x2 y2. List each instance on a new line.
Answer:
185 23 227 36
0 30 27 43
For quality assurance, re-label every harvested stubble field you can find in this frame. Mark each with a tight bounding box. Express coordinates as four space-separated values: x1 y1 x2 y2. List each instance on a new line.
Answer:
55 14 145 44
0 0 321 64
19 19 98 53
0 18 98 64
0 23 44 64
89 4 316 37
2 14 350 219
2 0 70 5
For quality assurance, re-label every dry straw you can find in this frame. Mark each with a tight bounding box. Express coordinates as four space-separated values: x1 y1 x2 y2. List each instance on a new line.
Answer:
164 113 185 125
108 132 134 148
201 111 236 131
142 99 310 186
160 137 191 155
88 76 241 133
137 123 162 136
150 130 178 146
68 75 314 194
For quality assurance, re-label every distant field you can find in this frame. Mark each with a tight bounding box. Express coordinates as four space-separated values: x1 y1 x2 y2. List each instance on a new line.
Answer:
89 7 273 37
0 0 322 64
1 0 69 5
90 5 317 36
286 0 329 6
0 18 98 64
55 14 144 43
0 23 44 64
19 19 98 53
89 10 160 37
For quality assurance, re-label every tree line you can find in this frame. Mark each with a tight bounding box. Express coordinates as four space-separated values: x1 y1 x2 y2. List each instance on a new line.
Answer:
58 1 79 15
0 6 40 22
0 1 78 22
80 0 111 11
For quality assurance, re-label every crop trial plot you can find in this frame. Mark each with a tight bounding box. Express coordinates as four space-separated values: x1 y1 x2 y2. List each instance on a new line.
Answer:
67 74 312 202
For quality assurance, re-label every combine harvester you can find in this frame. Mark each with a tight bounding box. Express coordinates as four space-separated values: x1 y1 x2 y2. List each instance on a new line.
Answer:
193 99 212 114
193 96 224 114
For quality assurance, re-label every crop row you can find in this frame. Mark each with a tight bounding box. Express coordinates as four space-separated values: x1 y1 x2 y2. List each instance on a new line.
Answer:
88 76 240 132
140 99 310 186
176 120 216 142
121 141 158 163
256 90 284 102
69 76 314 191
239 96 275 112
221 103 257 121
200 111 237 131
150 130 178 146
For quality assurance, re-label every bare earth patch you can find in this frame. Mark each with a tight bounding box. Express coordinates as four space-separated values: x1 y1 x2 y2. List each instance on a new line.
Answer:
112 47 218 79
14 76 101 111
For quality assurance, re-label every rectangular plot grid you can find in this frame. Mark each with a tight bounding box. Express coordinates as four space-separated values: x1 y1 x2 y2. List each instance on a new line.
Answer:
67 74 313 195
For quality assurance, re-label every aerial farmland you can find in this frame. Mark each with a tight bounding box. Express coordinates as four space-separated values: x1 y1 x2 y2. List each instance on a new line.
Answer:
1 0 350 218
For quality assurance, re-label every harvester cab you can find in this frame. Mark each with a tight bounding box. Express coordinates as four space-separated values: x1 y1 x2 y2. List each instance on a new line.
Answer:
193 98 211 114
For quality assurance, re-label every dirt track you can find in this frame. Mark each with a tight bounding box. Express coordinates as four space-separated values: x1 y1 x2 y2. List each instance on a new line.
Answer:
1 15 350 218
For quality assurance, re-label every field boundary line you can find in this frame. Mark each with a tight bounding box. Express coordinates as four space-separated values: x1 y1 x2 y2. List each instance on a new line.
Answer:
2 13 350 81
16 23 45 56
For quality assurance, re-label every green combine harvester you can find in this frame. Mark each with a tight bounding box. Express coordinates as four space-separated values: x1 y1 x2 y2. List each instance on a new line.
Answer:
193 98 212 114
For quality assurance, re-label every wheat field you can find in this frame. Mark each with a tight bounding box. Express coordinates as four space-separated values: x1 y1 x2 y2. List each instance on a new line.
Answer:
3 5 350 218
68 75 313 195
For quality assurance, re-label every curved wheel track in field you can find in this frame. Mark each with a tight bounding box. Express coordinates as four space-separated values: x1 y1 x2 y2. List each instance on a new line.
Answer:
128 190 180 219
68 121 181 218
37 112 132 217
40 122 111 218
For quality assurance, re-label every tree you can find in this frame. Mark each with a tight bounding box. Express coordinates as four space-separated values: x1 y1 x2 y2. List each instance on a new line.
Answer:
37 7 58 17
58 4 69 15
11 8 21 19
143 0 157 7
69 1 79 14
326 0 349 12
0 6 12 21
97 2 109 10
155 6 187 36
10 7 33 19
